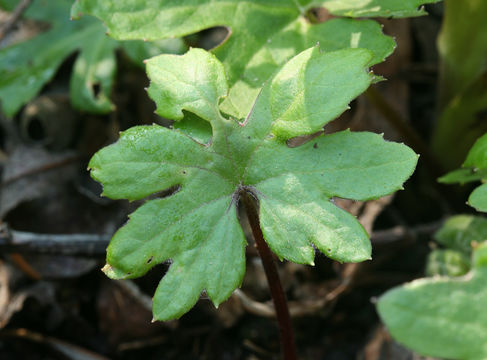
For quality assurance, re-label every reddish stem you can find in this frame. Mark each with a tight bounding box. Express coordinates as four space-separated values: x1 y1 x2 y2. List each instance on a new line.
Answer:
241 191 298 360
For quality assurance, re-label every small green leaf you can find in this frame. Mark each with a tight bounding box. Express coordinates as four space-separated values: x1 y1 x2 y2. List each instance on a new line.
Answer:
438 167 487 185
439 133 487 212
90 48 417 320
469 183 487 212
0 0 186 116
425 249 470 277
378 242 487 360
434 215 487 254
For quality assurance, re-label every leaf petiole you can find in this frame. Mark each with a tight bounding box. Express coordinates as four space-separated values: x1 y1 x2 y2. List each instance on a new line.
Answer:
240 189 298 360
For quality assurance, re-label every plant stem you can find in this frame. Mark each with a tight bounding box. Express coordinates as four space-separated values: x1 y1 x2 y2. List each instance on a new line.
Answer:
241 191 298 360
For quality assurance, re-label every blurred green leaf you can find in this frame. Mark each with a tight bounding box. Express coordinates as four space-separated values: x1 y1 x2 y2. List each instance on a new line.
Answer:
425 249 470 277
378 242 487 360
0 0 186 116
434 215 487 254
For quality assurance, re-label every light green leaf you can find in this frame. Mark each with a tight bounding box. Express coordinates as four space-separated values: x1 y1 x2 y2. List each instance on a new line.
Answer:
146 48 228 122
425 249 470 277
434 215 487 254
469 183 487 212
439 133 487 212
319 0 441 17
269 47 372 139
0 0 186 116
72 0 405 117
437 167 487 185
90 48 417 320
378 242 487 360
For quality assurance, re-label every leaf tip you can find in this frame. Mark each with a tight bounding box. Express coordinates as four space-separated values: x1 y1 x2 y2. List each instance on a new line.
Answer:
71 12 83 20
101 264 111 273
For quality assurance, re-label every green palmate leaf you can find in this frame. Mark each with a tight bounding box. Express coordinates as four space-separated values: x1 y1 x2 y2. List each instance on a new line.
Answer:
0 0 186 116
90 48 417 320
439 133 487 212
70 0 441 118
377 242 487 360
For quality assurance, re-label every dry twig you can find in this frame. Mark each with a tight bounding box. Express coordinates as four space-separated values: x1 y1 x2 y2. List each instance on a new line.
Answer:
0 0 32 41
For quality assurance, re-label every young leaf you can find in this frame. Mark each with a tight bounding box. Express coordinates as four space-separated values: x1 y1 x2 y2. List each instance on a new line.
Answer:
377 242 487 360
434 214 487 254
72 0 407 118
90 47 417 320
439 133 487 212
0 0 186 116
425 249 470 277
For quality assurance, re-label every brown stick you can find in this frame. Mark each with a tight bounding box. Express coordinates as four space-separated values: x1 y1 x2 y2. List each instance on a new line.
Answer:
0 0 32 41
240 190 298 360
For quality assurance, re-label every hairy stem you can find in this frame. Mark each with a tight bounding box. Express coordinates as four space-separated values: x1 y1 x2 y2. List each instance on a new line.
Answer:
241 191 298 360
